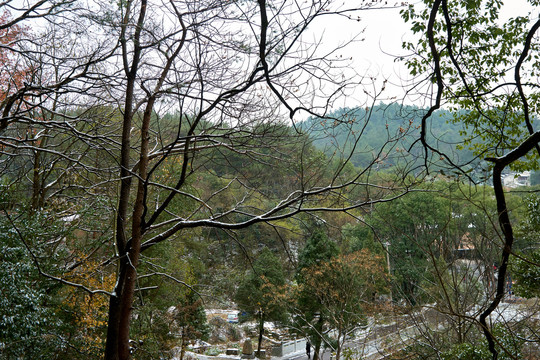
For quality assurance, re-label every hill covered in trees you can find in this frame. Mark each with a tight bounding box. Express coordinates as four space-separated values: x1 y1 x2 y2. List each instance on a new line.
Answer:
301 103 477 172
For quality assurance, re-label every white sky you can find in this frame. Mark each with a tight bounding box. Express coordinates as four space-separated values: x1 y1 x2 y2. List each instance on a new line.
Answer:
6 0 536 117
306 0 537 108
306 5 408 105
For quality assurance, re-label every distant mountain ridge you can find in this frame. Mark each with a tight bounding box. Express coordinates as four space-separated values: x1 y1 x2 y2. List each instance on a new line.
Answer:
300 103 476 171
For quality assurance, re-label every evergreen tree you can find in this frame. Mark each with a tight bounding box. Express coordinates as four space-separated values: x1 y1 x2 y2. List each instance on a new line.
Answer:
369 191 448 305
174 291 210 360
297 229 339 274
0 208 72 358
294 229 339 360
235 248 287 356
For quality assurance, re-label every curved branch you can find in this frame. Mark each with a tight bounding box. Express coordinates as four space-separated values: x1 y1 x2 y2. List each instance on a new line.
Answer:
514 18 540 157
480 130 540 359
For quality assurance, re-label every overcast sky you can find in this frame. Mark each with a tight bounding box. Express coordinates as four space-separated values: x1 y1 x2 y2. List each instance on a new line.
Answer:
306 0 537 109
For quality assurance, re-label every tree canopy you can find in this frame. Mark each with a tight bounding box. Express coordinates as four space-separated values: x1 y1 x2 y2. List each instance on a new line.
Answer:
0 0 539 359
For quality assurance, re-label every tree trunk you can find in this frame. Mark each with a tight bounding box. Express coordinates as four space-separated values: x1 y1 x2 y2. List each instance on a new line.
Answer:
104 263 127 360
335 331 342 360
103 1 147 358
31 147 42 211
103 126 149 360
103 90 151 360
103 251 144 360
257 311 265 357
313 316 324 360
180 330 187 360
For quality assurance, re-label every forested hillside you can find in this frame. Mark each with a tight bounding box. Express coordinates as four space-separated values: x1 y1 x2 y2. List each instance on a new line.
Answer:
301 103 476 171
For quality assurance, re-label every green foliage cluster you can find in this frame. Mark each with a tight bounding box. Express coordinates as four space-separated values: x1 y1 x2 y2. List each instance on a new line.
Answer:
512 250 540 298
235 248 286 322
368 188 449 304
402 0 540 171
297 229 339 273
441 343 492 360
437 323 525 360
405 323 526 360
362 181 524 307
234 248 287 355
204 347 221 356
0 205 77 358
512 194 540 298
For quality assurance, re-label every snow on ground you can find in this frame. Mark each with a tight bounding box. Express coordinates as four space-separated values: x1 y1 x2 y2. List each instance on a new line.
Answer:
489 299 540 323
467 298 540 323
172 350 242 360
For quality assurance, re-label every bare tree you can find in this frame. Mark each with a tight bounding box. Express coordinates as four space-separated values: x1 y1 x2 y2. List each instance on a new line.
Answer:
1 0 414 359
100 1 405 358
